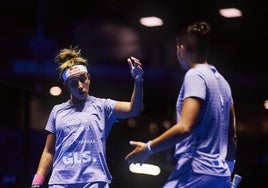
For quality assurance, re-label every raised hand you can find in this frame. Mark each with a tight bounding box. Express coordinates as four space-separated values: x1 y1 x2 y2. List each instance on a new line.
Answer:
127 57 143 82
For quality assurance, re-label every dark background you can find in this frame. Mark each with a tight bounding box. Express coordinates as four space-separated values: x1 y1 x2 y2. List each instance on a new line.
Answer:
0 0 267 187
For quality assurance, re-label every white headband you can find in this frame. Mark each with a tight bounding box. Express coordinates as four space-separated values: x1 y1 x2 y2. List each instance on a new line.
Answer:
62 65 88 81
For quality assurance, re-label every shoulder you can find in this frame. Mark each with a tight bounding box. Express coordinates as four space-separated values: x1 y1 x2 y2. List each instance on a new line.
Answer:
88 96 117 106
52 101 70 110
88 95 106 104
185 68 203 80
186 64 215 79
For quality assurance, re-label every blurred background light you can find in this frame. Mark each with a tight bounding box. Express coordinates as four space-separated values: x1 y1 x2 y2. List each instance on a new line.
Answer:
49 86 62 96
219 8 242 18
264 100 268 110
129 163 161 176
139 16 164 27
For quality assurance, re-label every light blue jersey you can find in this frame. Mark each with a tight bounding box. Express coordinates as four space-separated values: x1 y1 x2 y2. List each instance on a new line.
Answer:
45 95 117 186
175 64 233 176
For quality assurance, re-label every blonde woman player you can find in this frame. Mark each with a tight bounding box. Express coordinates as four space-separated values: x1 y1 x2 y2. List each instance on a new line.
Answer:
31 46 144 188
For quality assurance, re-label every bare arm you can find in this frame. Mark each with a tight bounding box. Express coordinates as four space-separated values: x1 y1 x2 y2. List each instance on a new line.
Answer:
226 105 237 161
149 97 202 152
114 57 144 119
125 97 202 164
35 133 55 178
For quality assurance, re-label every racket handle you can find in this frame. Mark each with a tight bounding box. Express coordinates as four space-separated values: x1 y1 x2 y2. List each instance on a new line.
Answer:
231 174 242 188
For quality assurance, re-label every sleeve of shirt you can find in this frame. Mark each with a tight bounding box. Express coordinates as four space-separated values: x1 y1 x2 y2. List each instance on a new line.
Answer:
103 98 118 138
45 106 56 134
183 69 206 100
104 98 117 122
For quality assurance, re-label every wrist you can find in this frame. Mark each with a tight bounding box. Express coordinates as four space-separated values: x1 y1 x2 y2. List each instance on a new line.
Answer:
146 141 153 154
135 78 143 84
31 185 42 188
32 173 45 186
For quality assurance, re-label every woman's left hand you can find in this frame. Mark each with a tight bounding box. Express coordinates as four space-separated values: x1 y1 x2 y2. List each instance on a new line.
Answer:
127 57 144 82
